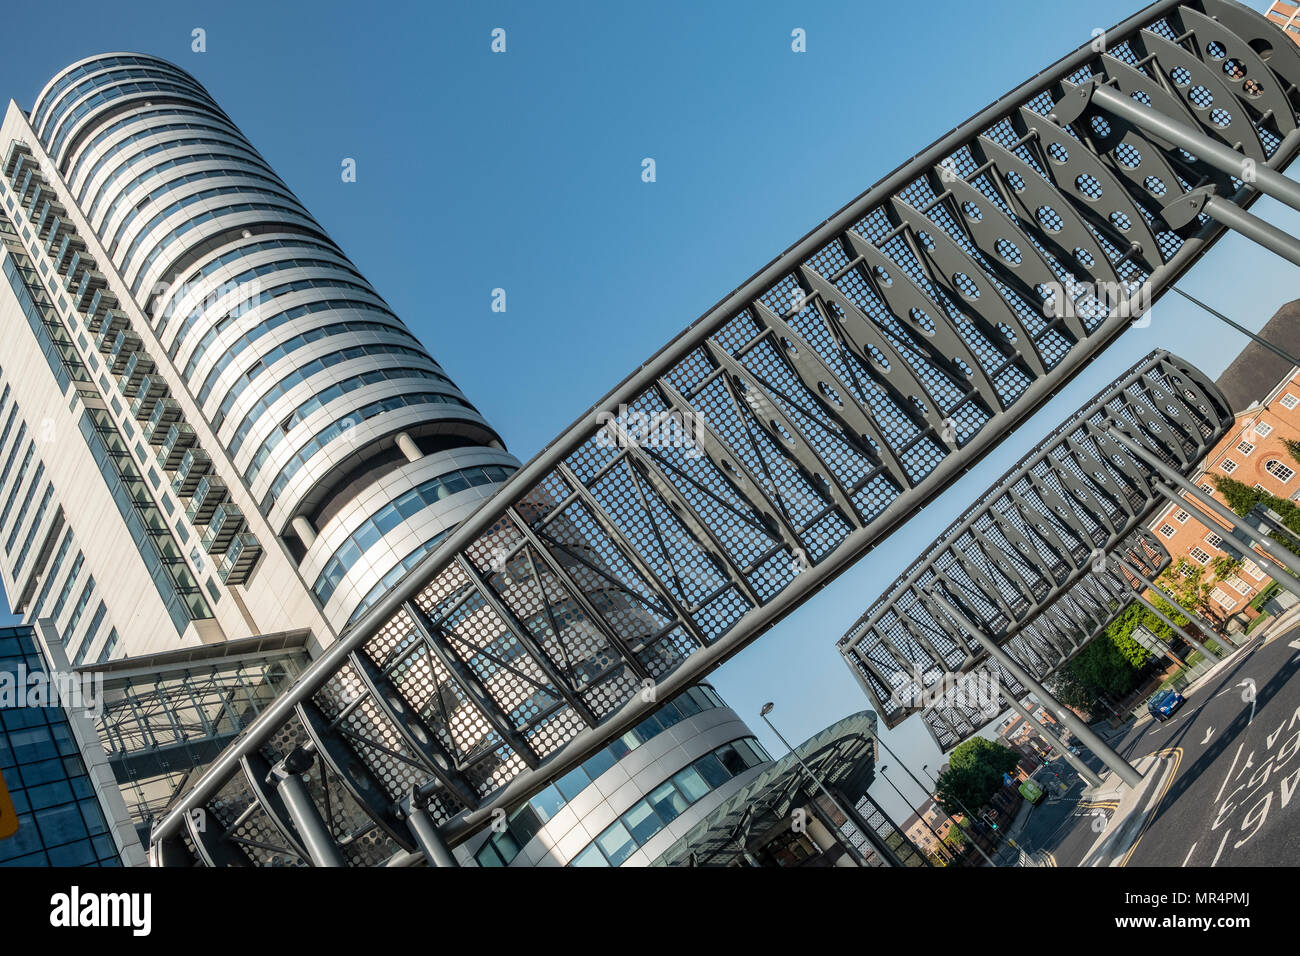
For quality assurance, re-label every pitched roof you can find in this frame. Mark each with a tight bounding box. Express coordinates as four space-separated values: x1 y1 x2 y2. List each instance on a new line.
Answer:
1214 299 1300 413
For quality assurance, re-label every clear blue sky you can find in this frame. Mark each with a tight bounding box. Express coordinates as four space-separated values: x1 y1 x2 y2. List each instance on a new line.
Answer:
0 0 1292 822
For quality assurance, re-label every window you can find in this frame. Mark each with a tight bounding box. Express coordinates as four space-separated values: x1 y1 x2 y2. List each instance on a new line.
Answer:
1242 559 1264 579
1236 441 1255 456
1189 547 1212 565
1200 483 1215 495
1204 532 1224 549
1281 393 1298 410
1227 578 1251 595
1221 458 1238 474
1266 459 1297 482
1159 524 1176 538
1174 509 1190 523
1253 421 1273 438
1211 587 1235 609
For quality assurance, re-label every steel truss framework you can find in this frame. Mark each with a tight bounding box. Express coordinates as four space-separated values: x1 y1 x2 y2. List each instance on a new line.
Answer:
839 350 1230 748
151 0 1299 865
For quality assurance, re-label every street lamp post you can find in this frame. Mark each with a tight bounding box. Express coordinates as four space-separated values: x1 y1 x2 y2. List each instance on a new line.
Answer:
876 763 957 864
877 733 998 867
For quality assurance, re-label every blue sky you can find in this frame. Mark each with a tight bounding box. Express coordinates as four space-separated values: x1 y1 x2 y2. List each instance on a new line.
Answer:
0 0 1293 823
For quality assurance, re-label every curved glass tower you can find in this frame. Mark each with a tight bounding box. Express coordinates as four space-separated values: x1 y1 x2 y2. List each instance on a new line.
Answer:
9 53 517 640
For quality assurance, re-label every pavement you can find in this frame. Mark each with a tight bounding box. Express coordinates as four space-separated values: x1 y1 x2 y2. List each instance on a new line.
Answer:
1007 614 1300 866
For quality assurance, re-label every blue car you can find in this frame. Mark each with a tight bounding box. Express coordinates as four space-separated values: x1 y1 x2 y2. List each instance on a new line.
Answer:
1147 689 1185 722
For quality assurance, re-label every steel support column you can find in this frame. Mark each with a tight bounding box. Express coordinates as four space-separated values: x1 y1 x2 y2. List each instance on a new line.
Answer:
831 787 907 868
269 748 346 868
925 586 1143 788
1003 694 1103 789
405 799 459 868
1108 427 1300 591
1085 82 1300 214
1120 557 1236 649
1132 592 1220 663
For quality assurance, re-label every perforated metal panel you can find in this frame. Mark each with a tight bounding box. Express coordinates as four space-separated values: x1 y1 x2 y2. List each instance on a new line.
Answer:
153 0 1300 865
838 349 1229 746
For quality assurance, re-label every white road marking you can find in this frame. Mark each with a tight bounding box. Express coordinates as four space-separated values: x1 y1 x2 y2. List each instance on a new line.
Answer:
1201 727 1214 745
1182 842 1198 867
1239 679 1257 726
1216 742 1244 802
1211 829 1231 867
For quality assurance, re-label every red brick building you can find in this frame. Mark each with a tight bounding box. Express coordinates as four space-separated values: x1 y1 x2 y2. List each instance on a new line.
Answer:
1145 303 1300 626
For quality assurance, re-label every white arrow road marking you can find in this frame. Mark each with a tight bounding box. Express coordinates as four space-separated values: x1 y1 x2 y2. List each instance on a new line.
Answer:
1201 727 1214 745
1288 638 1300 650
1239 679 1257 726
1211 829 1232 867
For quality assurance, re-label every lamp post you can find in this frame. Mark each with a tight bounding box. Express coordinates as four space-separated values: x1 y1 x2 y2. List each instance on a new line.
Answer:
876 733 997 867
877 763 956 864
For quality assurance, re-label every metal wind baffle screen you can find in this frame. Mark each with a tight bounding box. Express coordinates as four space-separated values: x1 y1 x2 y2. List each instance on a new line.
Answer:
837 350 1231 750
151 0 1300 865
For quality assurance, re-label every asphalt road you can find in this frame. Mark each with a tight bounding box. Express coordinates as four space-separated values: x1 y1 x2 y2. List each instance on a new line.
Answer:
1019 621 1300 866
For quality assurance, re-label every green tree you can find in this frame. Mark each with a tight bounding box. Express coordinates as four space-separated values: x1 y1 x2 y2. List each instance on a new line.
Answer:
934 737 1020 817
1211 474 1300 558
1282 438 1300 467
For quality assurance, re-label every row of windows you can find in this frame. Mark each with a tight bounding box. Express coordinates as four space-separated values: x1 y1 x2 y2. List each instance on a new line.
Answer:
258 391 479 507
79 409 210 634
2 227 94 392
0 455 38 537
72 602 108 667
0 440 32 520
313 464 516 606
242 364 449 475
33 56 182 134
226 344 441 456
570 737 771 867
156 236 360 337
64 577 97 641
12 486 55 576
49 553 85 623
70 109 233 200
38 62 205 146
49 78 214 162
4 466 45 553
167 257 374 359
473 686 729 867
214 319 426 436
190 298 404 403
31 529 73 618
98 152 286 248
114 178 299 264
88 139 277 227
346 531 450 625
129 198 319 296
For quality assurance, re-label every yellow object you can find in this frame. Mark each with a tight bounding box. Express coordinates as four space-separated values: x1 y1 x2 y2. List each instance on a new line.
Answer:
0 767 18 839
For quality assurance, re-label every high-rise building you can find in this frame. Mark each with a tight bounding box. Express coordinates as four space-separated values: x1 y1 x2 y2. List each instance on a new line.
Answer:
0 53 518 671
0 623 143 866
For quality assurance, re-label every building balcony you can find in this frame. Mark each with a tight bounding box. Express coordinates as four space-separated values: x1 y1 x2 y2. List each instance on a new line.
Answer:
159 423 197 470
217 532 261 585
143 397 181 444
172 447 211 496
201 502 244 555
186 474 227 525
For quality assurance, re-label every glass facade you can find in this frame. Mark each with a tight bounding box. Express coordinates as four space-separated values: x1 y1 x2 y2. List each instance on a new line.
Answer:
473 685 739 867
0 626 122 866
567 736 771 867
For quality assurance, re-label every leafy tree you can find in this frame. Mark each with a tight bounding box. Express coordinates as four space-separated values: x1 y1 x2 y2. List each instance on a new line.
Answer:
1211 475 1300 558
1283 438 1300 466
934 737 1020 817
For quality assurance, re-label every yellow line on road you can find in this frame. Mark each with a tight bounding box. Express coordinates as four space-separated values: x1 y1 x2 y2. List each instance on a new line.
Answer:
1119 747 1182 868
